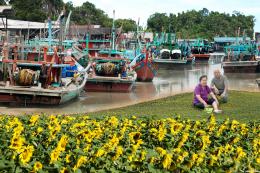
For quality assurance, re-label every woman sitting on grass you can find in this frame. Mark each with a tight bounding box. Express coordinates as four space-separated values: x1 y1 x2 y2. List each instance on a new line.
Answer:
193 75 222 114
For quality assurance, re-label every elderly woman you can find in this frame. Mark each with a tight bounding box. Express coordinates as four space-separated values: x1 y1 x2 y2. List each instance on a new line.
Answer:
193 75 222 114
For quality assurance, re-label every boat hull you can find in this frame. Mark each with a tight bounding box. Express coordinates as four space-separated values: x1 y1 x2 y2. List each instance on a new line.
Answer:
85 77 135 92
0 86 81 105
153 57 194 69
222 61 260 73
133 61 157 82
0 93 62 105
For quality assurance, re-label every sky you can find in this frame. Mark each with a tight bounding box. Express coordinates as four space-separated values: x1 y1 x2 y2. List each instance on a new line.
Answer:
64 0 260 34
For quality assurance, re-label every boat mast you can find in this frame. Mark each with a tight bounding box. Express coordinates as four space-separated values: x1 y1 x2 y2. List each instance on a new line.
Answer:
136 18 141 50
168 25 172 52
48 17 52 51
84 33 89 55
111 10 116 50
64 11 72 40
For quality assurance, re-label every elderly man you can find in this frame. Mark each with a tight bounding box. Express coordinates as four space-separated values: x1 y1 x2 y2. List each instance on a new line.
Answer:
211 69 228 103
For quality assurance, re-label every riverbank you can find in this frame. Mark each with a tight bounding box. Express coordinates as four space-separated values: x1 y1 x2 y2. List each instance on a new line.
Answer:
88 90 260 122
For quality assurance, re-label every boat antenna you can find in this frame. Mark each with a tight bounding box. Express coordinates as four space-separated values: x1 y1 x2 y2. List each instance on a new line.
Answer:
168 24 172 51
112 10 116 50
48 17 52 51
136 18 141 50
64 10 72 40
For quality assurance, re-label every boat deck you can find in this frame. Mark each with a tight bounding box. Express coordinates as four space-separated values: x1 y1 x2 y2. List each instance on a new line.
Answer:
88 75 136 83
0 78 78 96
222 61 259 67
153 59 188 64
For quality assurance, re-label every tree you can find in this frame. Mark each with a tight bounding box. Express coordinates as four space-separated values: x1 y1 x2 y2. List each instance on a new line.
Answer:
0 0 6 5
115 19 136 32
43 0 64 19
71 1 111 26
147 13 169 32
147 9 255 40
9 0 47 22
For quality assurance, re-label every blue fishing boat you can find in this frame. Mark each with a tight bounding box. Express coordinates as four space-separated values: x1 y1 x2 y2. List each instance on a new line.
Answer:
222 30 259 73
153 32 194 68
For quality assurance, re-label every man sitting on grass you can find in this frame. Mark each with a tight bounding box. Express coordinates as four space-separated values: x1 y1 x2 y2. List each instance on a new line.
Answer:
211 69 228 103
193 75 222 114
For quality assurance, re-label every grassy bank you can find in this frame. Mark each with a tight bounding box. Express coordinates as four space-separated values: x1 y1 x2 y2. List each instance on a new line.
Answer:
89 91 260 122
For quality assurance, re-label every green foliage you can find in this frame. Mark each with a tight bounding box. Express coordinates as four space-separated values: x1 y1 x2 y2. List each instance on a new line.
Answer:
9 0 47 22
147 13 169 33
0 0 6 5
71 1 111 27
115 19 137 32
147 8 255 40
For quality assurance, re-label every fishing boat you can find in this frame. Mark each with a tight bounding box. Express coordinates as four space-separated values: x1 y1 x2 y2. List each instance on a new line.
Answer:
84 10 136 92
256 43 260 61
0 44 90 105
0 18 90 105
130 51 157 82
191 38 212 62
124 20 157 82
85 57 136 92
222 31 259 73
153 32 194 68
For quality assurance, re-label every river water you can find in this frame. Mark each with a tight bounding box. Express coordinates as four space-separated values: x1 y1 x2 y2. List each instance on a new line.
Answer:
1 54 260 115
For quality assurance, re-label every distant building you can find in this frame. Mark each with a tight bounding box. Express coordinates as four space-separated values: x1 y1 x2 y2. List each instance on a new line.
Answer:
0 6 60 40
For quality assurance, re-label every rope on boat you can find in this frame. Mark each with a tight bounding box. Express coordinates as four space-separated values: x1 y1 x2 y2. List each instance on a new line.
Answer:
95 62 119 75
17 69 37 86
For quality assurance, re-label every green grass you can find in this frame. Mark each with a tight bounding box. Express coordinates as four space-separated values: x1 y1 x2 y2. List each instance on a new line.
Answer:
88 91 260 122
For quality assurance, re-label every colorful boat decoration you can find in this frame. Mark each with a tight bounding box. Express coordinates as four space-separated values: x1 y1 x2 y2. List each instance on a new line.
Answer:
191 38 212 62
131 51 157 82
222 30 260 73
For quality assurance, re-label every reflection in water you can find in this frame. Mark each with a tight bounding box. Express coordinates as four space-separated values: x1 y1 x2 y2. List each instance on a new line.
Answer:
1 55 259 115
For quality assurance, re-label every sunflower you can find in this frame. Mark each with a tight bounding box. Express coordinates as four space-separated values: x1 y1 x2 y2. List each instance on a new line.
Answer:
19 145 34 165
60 167 69 173
156 147 167 156
73 156 87 171
50 149 60 164
112 146 123 160
162 153 172 169
95 149 105 157
65 154 70 163
29 115 39 126
57 135 68 152
9 136 25 152
33 161 43 172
